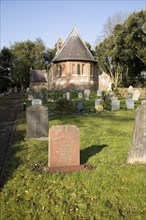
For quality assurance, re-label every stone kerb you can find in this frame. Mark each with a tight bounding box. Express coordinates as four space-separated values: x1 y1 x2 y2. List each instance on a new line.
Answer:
44 125 84 173
127 102 146 164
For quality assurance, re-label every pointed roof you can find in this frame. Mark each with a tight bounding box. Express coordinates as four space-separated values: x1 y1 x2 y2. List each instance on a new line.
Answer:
52 27 96 63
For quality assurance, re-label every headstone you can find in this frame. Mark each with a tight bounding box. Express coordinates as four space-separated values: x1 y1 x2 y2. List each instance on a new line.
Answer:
128 85 133 93
78 92 83 99
127 102 146 164
84 89 90 100
95 99 102 108
32 99 42 105
76 101 84 113
132 90 140 101
66 92 70 100
44 125 84 173
97 89 102 97
26 105 48 139
126 99 134 109
126 93 133 100
111 100 120 111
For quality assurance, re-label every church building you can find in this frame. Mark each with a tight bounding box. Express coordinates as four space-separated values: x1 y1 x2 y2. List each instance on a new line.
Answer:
47 27 99 89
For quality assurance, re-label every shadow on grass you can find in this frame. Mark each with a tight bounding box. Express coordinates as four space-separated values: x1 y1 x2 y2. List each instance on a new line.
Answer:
81 144 108 164
0 130 25 189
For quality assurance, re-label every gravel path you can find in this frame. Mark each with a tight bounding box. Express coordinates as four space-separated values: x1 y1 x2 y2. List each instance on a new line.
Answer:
0 94 21 178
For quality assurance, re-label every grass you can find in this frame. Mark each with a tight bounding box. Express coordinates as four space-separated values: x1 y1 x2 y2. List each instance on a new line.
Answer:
0 92 146 220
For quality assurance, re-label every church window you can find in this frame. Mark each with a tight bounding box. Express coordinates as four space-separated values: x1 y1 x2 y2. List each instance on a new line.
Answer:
59 65 62 76
90 64 94 80
72 64 76 74
77 64 80 75
82 64 85 74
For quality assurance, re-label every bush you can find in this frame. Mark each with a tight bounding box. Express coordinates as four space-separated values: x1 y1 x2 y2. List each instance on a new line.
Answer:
55 99 74 114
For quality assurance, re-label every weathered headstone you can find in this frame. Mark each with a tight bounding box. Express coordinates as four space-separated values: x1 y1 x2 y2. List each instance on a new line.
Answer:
111 100 120 111
84 89 90 100
44 125 84 173
132 89 140 101
26 105 48 139
78 92 83 99
97 89 102 97
76 101 84 113
127 102 146 164
126 99 134 109
66 92 70 100
32 99 42 105
128 85 133 93
95 99 102 108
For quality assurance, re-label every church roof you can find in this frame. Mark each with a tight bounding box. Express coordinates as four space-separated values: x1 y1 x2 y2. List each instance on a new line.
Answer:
52 27 96 63
31 70 47 82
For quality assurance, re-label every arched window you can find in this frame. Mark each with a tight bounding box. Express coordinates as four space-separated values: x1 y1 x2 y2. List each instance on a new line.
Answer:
59 65 62 76
90 64 94 80
82 64 85 74
77 64 80 75
72 64 76 74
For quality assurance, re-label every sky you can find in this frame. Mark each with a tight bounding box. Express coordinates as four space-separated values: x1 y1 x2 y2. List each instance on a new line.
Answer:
0 0 145 50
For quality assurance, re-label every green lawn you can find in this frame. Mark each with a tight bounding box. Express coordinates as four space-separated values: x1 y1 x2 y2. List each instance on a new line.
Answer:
0 93 146 220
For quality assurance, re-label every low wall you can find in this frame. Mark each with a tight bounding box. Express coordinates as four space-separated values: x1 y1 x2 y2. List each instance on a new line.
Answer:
118 88 146 99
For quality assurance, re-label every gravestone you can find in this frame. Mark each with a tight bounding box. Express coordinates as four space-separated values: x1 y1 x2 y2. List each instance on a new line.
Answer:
14 86 17 93
95 99 102 108
97 89 102 97
44 125 84 173
84 89 90 100
66 92 70 100
26 105 48 140
111 100 120 111
141 100 146 105
32 99 42 105
76 101 84 113
132 90 140 101
78 92 83 99
128 85 133 93
126 99 134 109
127 102 146 164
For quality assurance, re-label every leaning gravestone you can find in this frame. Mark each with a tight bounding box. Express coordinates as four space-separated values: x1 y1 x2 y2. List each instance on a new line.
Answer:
111 100 120 111
26 105 48 140
44 125 84 173
127 102 146 164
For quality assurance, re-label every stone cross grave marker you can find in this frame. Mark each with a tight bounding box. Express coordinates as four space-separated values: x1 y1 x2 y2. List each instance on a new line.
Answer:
127 102 146 164
44 125 84 173
111 100 120 111
26 105 48 139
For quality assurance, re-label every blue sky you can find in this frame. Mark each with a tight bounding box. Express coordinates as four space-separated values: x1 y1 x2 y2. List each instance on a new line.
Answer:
1 0 145 50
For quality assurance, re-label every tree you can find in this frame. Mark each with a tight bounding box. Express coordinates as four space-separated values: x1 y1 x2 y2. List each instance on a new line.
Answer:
96 10 146 87
11 39 46 89
0 47 13 92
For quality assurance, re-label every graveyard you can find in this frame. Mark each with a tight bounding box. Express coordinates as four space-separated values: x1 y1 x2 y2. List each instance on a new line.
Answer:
0 89 146 220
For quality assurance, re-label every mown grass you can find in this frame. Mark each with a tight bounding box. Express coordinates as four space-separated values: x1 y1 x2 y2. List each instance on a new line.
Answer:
0 93 146 220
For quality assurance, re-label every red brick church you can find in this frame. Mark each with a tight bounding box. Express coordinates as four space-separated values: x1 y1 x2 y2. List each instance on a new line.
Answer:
30 27 112 91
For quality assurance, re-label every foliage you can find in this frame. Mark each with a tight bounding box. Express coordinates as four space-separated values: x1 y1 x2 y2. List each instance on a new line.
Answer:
96 10 146 87
55 98 74 114
0 93 145 220
0 47 13 92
